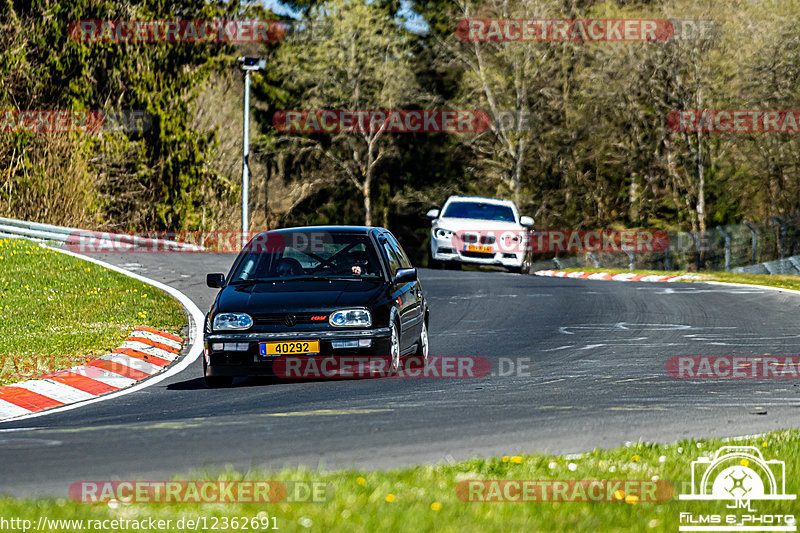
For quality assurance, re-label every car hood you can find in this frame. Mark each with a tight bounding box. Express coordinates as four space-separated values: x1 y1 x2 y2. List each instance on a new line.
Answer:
216 278 386 313
434 217 524 232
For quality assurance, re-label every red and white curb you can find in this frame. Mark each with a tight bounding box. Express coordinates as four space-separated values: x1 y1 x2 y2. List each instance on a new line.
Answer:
534 270 701 282
0 326 183 421
0 244 204 424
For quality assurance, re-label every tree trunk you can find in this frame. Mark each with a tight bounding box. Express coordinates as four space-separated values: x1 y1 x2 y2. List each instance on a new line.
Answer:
696 131 706 233
514 138 525 207
629 174 639 223
363 179 372 226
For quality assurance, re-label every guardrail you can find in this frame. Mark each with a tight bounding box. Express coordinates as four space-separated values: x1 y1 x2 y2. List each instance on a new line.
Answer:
0 216 204 252
525 213 800 274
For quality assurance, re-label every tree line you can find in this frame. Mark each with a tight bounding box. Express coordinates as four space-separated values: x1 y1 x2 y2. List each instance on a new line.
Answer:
2 0 800 264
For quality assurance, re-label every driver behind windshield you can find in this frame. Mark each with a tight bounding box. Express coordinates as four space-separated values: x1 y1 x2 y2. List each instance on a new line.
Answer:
229 232 382 282
334 250 373 276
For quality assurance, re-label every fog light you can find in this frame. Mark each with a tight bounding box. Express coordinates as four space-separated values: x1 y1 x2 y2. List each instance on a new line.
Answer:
358 339 372 348
332 340 359 349
212 343 224 351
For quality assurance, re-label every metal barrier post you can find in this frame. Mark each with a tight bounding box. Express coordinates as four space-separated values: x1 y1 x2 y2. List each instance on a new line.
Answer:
770 216 786 260
715 226 731 271
744 221 757 265
687 232 701 271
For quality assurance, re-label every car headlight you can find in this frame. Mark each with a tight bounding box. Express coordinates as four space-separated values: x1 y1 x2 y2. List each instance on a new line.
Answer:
213 313 253 330
329 309 372 328
435 228 454 239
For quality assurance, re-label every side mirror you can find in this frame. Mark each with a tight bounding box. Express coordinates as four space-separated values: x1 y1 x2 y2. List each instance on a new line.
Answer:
520 216 534 227
393 268 417 285
206 273 225 288
426 209 440 219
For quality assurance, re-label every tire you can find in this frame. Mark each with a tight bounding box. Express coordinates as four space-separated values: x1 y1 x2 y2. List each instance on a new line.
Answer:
444 261 461 271
389 319 401 375
413 318 429 363
506 266 523 274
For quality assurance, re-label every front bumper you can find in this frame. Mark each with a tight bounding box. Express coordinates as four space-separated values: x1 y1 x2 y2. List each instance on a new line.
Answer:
204 328 391 377
431 236 524 267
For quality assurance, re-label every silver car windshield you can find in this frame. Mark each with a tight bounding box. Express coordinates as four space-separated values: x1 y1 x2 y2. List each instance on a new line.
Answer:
442 202 516 222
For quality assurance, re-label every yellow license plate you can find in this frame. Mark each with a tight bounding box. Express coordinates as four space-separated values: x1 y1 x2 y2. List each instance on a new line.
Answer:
466 244 493 253
260 340 320 356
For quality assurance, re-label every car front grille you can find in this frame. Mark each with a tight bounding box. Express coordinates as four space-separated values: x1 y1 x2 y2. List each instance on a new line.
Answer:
252 313 329 326
460 234 497 245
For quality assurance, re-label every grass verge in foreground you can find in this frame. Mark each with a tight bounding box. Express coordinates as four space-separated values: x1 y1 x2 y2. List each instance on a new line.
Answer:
0 430 796 532
0 238 185 385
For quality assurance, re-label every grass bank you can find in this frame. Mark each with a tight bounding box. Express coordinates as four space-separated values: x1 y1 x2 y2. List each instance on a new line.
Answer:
0 238 185 385
0 430 796 531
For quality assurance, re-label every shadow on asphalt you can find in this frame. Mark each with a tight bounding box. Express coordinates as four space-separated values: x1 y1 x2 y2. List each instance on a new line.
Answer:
166 376 318 390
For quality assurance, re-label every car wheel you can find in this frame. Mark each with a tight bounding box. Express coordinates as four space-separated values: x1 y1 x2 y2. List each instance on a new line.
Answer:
414 320 429 361
444 261 461 271
203 357 233 388
389 319 401 374
506 266 523 274
413 318 429 363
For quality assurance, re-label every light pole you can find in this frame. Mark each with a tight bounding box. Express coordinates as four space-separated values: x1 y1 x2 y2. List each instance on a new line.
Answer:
237 56 266 248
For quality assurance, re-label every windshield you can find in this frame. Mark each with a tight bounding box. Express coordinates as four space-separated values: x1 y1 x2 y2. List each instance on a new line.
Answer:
442 201 516 222
228 231 383 283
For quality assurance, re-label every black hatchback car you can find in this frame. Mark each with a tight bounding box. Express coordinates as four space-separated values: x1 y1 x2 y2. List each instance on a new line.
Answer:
203 226 429 387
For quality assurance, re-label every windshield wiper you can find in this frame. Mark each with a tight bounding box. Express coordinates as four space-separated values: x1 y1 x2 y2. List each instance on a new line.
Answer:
287 275 364 281
229 278 277 285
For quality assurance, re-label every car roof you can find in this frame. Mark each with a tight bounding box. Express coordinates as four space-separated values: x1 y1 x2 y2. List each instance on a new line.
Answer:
443 195 516 207
254 225 385 236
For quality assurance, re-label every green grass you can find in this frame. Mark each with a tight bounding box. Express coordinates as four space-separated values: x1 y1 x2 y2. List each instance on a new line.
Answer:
0 238 186 385
0 430 797 531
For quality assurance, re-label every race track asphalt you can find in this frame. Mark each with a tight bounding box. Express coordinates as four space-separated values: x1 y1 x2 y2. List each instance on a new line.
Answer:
2 252 799 497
